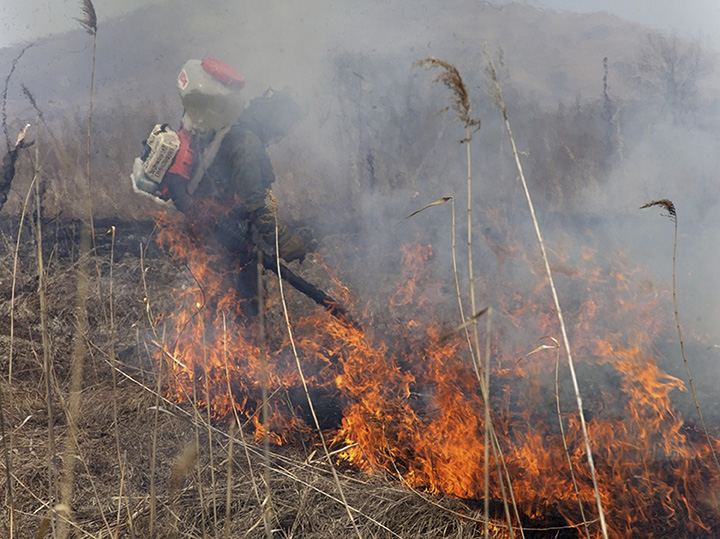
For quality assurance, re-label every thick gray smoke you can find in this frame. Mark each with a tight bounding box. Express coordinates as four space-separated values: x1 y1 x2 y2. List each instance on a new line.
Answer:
2 0 720 418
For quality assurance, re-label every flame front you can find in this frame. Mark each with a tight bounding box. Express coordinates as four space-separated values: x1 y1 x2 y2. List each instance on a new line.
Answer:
152 210 720 537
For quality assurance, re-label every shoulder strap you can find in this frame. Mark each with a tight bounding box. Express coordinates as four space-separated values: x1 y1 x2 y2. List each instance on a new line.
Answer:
187 124 234 195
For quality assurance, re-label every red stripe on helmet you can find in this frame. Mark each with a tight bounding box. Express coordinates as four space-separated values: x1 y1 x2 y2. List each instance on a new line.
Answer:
201 57 246 88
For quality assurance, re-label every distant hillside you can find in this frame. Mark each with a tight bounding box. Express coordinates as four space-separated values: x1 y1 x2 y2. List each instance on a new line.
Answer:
2 0 718 125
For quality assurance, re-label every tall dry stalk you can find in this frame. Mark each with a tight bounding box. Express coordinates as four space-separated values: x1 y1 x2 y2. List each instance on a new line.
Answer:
257 249 273 539
200 316 219 536
221 313 262 508
269 193 363 538
552 340 592 539
29 123 61 537
413 58 484 376
107 225 125 536
485 51 609 539
404 198 514 535
0 373 10 537
190 354 209 539
412 60 522 536
224 421 235 539
60 0 97 538
59 4 98 536
2 44 31 154
4 124 33 539
640 199 720 475
140 244 163 537
483 307 492 539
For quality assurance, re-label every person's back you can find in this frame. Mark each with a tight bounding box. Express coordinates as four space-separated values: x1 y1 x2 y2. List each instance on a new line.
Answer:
191 88 306 257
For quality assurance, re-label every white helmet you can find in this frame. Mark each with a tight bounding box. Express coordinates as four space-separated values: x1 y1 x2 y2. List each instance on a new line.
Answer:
178 57 246 131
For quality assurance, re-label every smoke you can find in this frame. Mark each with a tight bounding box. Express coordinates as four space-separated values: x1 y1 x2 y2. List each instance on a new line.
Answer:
579 111 720 412
3 0 720 421
144 0 720 366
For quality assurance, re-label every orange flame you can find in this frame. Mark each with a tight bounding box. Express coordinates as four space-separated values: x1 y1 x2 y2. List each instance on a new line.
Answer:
152 209 720 537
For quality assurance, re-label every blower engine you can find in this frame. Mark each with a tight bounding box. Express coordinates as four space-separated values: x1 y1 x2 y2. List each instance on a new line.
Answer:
130 56 245 204
130 123 195 202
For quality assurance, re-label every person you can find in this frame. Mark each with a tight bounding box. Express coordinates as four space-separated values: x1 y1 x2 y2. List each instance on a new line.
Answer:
132 57 307 317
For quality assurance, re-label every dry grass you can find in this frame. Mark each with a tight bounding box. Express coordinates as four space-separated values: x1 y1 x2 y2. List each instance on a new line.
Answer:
0 216 519 538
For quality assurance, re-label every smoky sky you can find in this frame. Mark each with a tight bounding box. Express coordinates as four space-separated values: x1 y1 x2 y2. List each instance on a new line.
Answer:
0 0 168 48
497 0 720 52
3 1 720 51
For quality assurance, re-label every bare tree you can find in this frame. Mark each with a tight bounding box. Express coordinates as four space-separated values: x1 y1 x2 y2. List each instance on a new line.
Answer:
638 33 703 123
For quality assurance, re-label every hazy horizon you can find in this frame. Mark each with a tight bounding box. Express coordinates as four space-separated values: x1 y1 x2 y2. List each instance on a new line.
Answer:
1 0 719 50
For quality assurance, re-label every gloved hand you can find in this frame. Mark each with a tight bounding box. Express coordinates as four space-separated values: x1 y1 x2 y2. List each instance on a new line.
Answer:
215 217 251 257
279 233 307 263
130 157 162 198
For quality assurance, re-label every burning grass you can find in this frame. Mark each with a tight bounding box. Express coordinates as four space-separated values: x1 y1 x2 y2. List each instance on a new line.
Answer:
127 197 720 536
2 22 720 533
0 217 525 538
3 186 720 538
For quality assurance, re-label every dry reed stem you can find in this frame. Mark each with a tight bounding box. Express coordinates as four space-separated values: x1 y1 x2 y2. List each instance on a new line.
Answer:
29 128 60 537
107 225 125 536
485 50 609 539
140 245 162 537
0 381 10 537
640 199 720 476
224 421 235 539
413 60 486 418
114 457 125 538
488 421 521 539
6 138 39 539
7 148 37 310
269 192 363 538
551 339 592 539
404 194 519 536
412 60 522 536
58 4 98 535
59 215 91 539
221 313 263 507
190 355 208 538
2 44 31 153
200 315 219 536
484 307 492 539
257 249 273 539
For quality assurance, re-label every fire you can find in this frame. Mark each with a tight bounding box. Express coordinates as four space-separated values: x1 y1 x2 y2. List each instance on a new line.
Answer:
151 208 720 537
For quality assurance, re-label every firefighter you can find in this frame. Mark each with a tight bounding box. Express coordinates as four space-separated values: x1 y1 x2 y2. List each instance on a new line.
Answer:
132 57 307 317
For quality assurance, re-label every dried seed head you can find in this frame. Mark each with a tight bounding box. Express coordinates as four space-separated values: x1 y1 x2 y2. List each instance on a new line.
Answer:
77 0 98 36
640 199 677 223
414 57 481 137
170 444 198 496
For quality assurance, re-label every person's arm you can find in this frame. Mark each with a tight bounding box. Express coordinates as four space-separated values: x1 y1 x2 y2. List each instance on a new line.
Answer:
224 131 306 262
164 173 194 213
